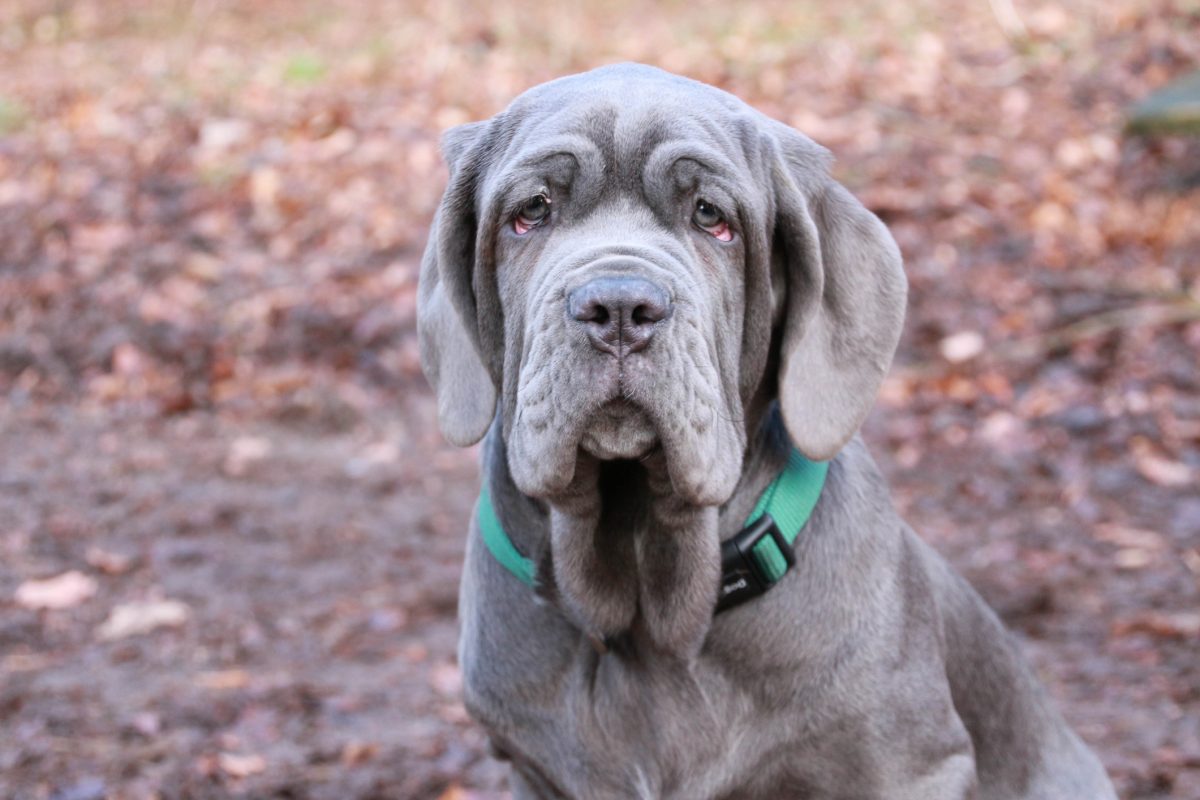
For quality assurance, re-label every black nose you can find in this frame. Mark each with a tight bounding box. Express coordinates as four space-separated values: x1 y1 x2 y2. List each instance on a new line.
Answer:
567 276 673 355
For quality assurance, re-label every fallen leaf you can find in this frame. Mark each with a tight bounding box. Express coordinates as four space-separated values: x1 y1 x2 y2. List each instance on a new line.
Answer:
1114 548 1154 569
439 701 471 724
429 662 462 697
196 669 251 690
111 342 144 376
98 600 190 640
15 571 97 610
1113 612 1200 640
130 711 161 737
86 547 135 575
341 740 378 766
3 653 52 672
939 330 985 363
436 785 468 800
223 436 273 477
217 752 266 778
1094 523 1166 551
199 118 251 152
1130 437 1194 487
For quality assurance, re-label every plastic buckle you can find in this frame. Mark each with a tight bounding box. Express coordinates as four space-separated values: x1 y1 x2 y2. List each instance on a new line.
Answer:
715 513 796 613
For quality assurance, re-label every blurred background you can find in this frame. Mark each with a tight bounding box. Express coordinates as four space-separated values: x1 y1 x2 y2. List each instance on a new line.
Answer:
1 0 1197 797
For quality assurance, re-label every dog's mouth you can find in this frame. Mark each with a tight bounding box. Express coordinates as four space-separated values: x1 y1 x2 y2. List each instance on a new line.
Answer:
579 399 659 461
508 294 744 506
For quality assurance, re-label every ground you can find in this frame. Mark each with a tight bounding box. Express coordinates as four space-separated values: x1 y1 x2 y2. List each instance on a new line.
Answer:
1 1 1198 798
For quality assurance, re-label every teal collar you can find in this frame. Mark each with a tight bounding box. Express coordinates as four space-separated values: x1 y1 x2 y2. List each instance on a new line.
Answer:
477 449 829 614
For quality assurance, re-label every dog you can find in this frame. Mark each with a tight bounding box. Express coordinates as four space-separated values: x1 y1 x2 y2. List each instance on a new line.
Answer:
418 63 1116 799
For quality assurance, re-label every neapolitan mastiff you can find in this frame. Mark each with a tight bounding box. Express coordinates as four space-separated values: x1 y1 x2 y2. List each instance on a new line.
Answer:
418 64 1115 799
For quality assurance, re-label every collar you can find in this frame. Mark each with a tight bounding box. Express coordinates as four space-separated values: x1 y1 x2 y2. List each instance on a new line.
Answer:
477 449 829 615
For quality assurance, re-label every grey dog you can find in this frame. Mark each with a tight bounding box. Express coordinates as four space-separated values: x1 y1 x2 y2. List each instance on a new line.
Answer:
417 64 1116 799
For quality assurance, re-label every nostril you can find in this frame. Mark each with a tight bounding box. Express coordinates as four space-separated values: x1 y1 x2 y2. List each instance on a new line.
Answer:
631 301 668 326
569 291 611 326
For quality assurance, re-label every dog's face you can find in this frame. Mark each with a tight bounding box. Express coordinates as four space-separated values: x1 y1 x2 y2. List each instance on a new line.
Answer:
420 65 907 506
488 83 764 505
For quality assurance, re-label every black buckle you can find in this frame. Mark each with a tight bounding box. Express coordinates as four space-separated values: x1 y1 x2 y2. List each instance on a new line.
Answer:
715 513 796 613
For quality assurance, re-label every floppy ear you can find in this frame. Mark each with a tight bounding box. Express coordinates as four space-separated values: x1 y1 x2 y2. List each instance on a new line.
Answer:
770 126 907 461
417 121 498 446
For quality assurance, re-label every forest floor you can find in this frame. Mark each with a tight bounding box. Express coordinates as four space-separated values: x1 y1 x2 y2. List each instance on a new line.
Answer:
1 1 1198 797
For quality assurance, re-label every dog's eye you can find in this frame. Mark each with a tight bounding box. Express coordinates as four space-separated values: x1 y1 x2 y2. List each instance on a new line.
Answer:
693 199 732 242
514 194 551 234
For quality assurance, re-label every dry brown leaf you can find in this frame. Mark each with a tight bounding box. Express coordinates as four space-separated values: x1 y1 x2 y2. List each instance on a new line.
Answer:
86 547 135 575
1112 612 1200 640
1130 437 1195 488
341 740 378 766
223 436 273 477
15 571 98 610
436 785 468 800
98 600 190 640
1094 524 1167 551
1184 549 1200 577
1114 548 1155 570
939 331 985 364
196 669 251 690
217 752 266 778
429 662 462 697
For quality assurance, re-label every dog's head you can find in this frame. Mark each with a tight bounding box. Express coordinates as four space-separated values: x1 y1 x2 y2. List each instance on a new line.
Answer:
419 64 906 505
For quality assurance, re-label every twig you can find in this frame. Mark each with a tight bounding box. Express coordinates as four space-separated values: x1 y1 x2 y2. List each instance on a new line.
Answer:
893 297 1200 379
994 299 1200 362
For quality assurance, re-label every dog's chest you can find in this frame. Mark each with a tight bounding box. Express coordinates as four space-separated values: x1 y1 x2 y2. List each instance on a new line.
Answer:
463 642 777 798
457 531 988 799
458 537 813 798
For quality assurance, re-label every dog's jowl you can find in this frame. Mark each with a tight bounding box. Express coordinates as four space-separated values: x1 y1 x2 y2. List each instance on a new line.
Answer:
418 64 1116 800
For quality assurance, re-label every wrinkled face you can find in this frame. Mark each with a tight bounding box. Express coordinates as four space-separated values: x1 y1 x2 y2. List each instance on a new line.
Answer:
487 99 763 505
420 66 908 512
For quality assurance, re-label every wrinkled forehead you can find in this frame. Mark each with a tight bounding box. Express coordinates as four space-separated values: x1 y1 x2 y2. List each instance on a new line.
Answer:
498 69 762 181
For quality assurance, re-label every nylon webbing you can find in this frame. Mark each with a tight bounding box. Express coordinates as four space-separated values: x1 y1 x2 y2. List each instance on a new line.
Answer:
477 449 829 598
744 450 829 582
478 483 537 587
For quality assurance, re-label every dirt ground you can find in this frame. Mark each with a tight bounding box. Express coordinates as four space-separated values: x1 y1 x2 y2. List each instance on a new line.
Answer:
1 1 1198 798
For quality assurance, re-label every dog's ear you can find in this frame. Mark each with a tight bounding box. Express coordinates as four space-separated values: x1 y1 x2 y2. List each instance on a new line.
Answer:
417 120 498 446
768 124 907 461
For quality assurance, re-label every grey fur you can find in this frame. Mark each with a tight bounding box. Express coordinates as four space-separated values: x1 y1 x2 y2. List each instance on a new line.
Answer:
418 64 1116 799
